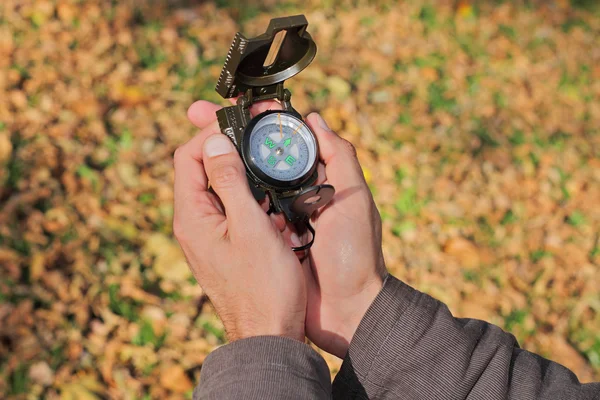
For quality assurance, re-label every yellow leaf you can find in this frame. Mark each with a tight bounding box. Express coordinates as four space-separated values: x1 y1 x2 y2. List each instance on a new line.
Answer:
362 166 372 184
457 3 474 19
30 252 45 280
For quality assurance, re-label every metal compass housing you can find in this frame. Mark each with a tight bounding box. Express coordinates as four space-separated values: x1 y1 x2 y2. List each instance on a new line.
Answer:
214 15 334 249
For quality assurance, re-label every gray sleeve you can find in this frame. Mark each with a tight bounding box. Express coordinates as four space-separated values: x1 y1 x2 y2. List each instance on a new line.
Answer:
194 335 332 400
332 275 600 400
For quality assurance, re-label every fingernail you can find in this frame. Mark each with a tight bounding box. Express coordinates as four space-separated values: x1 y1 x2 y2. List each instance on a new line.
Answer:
204 135 234 157
290 232 302 247
316 113 333 132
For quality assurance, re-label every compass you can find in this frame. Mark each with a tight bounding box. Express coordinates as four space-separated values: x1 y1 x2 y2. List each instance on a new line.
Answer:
214 15 334 251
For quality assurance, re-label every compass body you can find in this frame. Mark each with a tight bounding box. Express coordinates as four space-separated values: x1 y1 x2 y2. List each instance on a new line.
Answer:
214 15 334 249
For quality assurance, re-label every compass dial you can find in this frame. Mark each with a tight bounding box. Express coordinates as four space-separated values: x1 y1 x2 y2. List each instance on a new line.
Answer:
245 112 317 183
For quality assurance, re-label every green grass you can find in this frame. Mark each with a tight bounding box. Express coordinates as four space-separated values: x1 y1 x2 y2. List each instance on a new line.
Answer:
6 132 26 190
397 112 412 125
567 211 586 227
395 187 421 216
136 42 167 70
571 331 600 369
428 81 457 113
498 24 517 40
120 129 133 149
472 123 500 149
9 363 28 395
394 168 408 184
12 237 31 257
503 308 528 332
360 16 376 26
138 193 155 205
501 209 518 225
530 249 552 263
571 0 600 10
201 320 226 343
462 270 481 283
493 91 508 108
561 17 591 32
418 4 437 29
557 168 571 201
132 320 167 349
76 164 100 191
108 284 139 322
392 221 416 237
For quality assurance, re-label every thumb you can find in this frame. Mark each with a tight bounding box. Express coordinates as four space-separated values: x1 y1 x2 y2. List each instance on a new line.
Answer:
202 134 269 229
306 112 367 191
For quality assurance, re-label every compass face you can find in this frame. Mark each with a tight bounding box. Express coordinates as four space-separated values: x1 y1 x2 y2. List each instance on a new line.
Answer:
245 112 317 183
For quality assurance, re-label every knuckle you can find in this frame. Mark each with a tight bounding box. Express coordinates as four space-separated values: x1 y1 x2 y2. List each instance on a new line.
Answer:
173 146 186 164
341 139 357 158
172 216 186 242
211 164 242 189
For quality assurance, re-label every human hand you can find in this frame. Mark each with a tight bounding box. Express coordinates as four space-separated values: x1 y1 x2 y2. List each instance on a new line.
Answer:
300 113 387 359
173 101 308 342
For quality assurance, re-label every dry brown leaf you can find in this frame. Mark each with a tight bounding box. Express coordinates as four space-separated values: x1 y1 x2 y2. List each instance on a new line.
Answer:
159 364 193 393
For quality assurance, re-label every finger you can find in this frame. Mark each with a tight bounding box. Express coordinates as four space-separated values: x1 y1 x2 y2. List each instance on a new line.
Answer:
187 100 222 129
228 97 282 117
250 100 282 116
270 213 287 232
259 196 270 212
202 133 270 228
315 161 327 185
188 98 282 131
173 123 227 241
278 223 311 260
306 112 366 191
173 120 220 200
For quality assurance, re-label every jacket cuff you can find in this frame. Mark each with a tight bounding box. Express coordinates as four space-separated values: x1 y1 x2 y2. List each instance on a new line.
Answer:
333 275 417 397
195 336 331 400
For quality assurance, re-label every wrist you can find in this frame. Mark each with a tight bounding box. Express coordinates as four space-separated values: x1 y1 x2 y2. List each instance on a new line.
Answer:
227 316 305 343
331 277 385 358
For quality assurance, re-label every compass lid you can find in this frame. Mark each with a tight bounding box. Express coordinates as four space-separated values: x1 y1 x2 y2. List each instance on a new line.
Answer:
215 15 317 99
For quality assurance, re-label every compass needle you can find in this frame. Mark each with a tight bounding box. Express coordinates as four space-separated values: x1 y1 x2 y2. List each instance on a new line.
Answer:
278 113 283 139
291 124 302 136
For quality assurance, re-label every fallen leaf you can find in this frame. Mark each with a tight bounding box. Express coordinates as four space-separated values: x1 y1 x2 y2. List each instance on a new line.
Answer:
29 361 54 386
160 364 193 393
443 237 481 269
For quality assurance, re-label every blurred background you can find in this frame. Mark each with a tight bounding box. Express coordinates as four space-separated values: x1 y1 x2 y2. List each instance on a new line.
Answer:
1 0 599 398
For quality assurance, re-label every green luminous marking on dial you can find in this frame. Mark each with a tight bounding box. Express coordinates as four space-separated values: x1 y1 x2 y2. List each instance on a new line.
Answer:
283 138 292 147
285 155 296 166
264 137 276 149
267 155 277 166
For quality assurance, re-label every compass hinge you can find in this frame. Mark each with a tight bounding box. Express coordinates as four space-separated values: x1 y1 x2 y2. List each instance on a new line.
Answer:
241 83 283 104
238 84 295 113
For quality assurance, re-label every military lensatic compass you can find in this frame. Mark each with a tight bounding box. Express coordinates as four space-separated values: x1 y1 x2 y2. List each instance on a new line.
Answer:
215 15 334 251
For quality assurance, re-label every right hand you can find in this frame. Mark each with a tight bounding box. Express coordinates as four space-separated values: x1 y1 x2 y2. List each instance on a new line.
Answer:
174 101 309 343
300 112 388 359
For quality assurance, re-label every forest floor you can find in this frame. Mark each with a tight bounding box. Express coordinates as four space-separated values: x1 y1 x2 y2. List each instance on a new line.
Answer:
1 0 599 398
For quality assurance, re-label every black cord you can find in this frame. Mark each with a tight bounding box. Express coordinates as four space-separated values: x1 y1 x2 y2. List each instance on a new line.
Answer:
291 219 315 252
267 206 314 252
